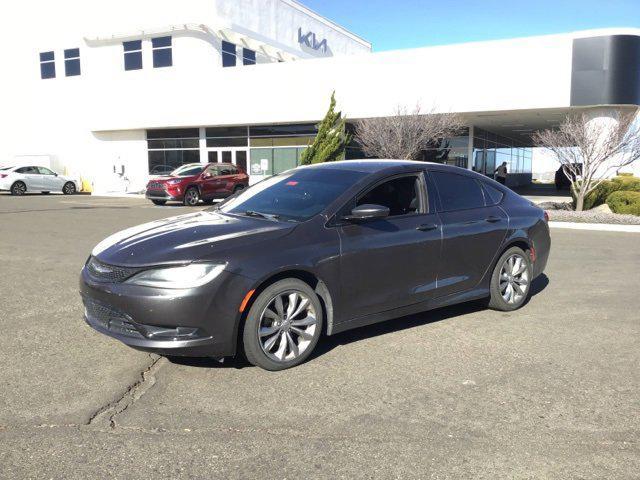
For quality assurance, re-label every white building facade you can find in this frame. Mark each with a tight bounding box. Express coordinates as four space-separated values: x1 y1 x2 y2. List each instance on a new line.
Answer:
1 1 639 193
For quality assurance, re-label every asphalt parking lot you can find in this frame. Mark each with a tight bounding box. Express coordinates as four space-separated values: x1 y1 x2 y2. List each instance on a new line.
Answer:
1 193 639 479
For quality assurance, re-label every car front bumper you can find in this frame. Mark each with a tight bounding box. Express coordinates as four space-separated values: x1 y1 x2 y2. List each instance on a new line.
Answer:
79 265 253 357
145 189 182 201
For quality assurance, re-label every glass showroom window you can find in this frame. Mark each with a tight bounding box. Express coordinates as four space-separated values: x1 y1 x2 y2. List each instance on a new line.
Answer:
152 36 172 68
222 41 236 67
64 48 81 76
147 128 200 174
123 40 142 70
39 51 55 79
243 48 256 66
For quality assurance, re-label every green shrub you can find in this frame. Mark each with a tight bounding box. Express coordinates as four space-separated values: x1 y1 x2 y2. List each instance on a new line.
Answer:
606 190 640 216
618 172 634 177
571 175 640 210
611 175 640 192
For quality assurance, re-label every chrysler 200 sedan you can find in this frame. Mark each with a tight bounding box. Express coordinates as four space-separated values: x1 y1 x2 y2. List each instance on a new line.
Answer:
80 160 550 371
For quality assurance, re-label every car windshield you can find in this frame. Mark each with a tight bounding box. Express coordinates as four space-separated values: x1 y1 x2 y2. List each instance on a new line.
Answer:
219 167 367 222
171 164 204 177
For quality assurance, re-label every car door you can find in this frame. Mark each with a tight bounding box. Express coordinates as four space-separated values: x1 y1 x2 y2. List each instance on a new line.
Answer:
337 172 442 320
199 164 220 199
37 167 64 191
217 165 236 195
428 169 508 297
15 166 43 190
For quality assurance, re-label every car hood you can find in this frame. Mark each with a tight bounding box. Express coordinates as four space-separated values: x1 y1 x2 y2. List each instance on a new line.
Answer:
91 210 296 267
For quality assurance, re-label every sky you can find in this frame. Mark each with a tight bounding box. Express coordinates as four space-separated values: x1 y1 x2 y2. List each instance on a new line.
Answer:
302 0 640 51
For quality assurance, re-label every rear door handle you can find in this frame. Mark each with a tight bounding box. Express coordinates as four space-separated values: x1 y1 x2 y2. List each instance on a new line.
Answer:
416 223 438 231
485 216 502 223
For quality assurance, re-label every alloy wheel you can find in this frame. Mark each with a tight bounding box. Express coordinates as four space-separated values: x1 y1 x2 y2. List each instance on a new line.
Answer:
499 254 530 304
258 290 318 363
12 182 26 195
63 182 76 194
185 189 199 206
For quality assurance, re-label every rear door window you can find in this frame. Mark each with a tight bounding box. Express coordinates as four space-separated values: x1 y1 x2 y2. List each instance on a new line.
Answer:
431 171 485 212
481 183 504 206
16 166 38 174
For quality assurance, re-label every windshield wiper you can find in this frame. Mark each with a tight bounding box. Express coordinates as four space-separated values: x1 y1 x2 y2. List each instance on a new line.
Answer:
244 210 281 221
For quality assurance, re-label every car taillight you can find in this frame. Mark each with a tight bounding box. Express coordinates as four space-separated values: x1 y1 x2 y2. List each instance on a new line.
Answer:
543 211 549 223
0 174 7 178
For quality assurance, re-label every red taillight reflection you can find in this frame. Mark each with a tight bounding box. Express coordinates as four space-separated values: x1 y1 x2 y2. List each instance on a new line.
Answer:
543 211 549 223
530 246 537 263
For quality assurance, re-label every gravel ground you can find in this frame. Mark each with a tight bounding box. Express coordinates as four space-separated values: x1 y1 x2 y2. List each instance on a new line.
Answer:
547 209 640 224
536 201 640 225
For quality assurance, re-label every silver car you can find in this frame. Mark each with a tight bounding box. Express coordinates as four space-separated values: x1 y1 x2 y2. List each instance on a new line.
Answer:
0 165 79 195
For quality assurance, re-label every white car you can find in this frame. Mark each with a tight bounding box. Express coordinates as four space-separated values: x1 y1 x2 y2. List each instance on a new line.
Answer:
0 165 79 195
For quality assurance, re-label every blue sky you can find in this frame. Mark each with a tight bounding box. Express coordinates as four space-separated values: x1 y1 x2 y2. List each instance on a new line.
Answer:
302 0 640 51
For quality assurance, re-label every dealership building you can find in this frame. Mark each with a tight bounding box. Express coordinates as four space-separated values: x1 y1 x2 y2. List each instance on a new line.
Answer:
1 0 639 194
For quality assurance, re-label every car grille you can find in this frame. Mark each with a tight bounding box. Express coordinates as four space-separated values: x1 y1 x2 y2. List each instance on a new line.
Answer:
148 181 165 190
86 256 141 283
83 297 144 339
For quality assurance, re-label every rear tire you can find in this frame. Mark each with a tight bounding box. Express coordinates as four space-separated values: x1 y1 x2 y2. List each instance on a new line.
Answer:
151 200 166 206
183 187 200 206
488 246 532 311
243 279 323 371
42 191 50 195
62 182 76 195
10 181 26 196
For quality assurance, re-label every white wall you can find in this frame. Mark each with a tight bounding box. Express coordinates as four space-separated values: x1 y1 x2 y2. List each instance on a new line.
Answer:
0 0 369 190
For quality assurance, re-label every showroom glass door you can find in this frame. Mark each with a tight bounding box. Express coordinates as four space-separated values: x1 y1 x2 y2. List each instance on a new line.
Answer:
206 148 249 173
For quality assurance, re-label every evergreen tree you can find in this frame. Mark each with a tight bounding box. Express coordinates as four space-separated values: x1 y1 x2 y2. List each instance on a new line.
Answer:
300 91 351 165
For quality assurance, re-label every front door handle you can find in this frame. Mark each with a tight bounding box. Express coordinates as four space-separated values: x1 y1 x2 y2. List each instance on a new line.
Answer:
485 216 502 223
416 223 438 231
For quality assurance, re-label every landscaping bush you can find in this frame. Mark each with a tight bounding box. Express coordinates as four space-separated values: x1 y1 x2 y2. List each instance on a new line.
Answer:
611 175 640 192
606 190 640 216
572 175 640 210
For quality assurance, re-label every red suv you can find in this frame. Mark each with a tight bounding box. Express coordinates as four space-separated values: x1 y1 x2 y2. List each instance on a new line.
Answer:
145 163 249 206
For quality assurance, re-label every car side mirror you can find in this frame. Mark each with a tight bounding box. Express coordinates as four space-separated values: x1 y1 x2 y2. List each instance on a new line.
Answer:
343 204 390 222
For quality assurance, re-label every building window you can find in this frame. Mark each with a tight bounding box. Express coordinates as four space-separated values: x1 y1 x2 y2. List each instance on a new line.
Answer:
222 41 236 67
243 48 256 66
152 36 172 68
147 128 200 174
64 48 81 76
123 40 142 70
39 51 55 79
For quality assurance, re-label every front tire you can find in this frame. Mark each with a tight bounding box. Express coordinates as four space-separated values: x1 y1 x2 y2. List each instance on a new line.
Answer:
243 279 323 371
488 246 532 311
10 181 26 196
183 187 200 206
62 182 76 195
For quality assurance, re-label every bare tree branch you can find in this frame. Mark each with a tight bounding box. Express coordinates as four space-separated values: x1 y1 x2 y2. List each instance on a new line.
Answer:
354 104 465 160
532 109 640 211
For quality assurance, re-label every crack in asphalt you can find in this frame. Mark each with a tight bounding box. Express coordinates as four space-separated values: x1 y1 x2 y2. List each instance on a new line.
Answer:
87 354 165 429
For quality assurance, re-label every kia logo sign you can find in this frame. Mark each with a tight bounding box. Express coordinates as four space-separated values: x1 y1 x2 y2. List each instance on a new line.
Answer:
298 28 328 53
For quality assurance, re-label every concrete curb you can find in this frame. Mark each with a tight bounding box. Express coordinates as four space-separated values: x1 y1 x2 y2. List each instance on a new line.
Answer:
549 221 640 233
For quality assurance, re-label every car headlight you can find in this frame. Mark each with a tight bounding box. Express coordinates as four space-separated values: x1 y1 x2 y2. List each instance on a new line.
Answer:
125 263 226 289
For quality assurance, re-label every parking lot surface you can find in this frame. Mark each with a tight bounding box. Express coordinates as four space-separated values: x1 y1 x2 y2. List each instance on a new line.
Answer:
1 193 639 479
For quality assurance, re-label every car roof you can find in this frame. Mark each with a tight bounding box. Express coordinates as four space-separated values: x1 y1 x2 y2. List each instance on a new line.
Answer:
303 159 432 173
303 159 479 175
